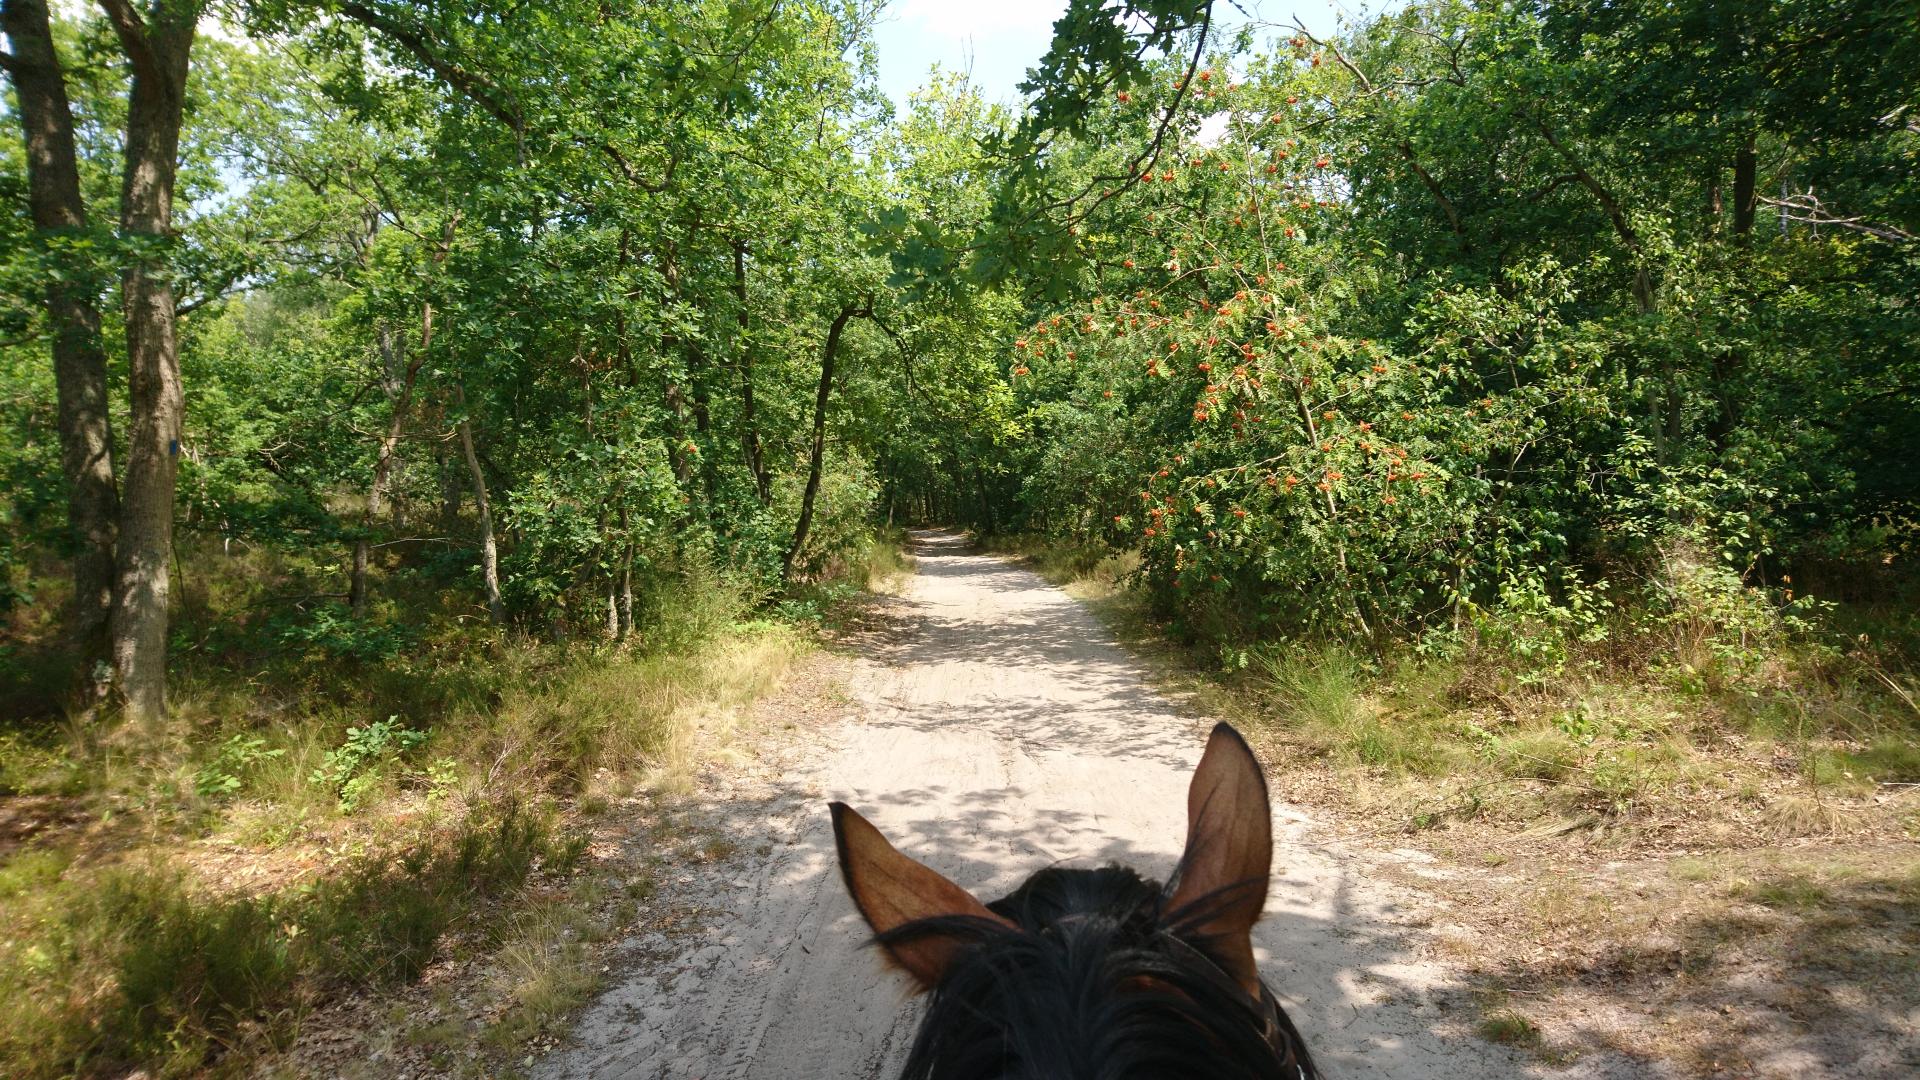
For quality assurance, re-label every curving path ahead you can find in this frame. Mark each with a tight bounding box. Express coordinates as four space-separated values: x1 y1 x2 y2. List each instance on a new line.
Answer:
541 530 1534 1079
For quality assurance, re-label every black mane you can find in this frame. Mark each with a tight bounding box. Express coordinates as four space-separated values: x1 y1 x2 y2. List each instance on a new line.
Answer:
876 864 1318 1080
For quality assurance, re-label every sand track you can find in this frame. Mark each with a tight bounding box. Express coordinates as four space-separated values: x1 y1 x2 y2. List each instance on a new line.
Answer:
541 531 1533 1079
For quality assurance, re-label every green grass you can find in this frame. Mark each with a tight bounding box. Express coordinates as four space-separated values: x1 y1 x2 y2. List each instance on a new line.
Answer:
0 801 567 1079
1259 645 1362 731
1815 736 1920 787
0 726 83 796
984 536 1920 841
1256 646 1476 777
0 528 891 1077
1743 875 1832 910
975 532 1140 596
1478 1009 1542 1047
856 526 916 587
797 526 914 596
1244 638 1913 830
0 846 73 900
1668 856 1720 883
1488 729 1583 782
484 898 608 1049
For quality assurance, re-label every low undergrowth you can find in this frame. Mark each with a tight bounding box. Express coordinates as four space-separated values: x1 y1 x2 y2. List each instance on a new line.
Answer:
983 531 1920 845
1428 846 1920 1073
978 534 1140 599
0 531 905 1079
983 530 1920 1071
0 803 570 1077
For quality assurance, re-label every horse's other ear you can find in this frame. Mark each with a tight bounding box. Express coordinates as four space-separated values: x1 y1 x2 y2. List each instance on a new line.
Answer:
1167 723 1273 999
830 802 1012 991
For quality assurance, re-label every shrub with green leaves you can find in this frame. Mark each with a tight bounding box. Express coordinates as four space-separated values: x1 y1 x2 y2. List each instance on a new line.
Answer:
995 5 1918 675
310 716 430 811
269 604 418 664
193 733 287 800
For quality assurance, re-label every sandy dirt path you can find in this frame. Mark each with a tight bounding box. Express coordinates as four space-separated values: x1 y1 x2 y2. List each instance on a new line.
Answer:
541 531 1535 1079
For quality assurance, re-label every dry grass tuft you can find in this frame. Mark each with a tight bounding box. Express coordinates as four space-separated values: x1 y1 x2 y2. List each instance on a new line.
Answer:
1762 793 1851 838
486 899 607 1048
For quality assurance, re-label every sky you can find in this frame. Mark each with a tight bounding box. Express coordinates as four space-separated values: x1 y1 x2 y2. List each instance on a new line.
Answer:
872 0 1389 115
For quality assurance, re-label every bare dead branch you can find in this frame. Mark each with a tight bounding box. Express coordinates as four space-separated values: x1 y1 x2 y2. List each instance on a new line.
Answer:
1762 188 1916 244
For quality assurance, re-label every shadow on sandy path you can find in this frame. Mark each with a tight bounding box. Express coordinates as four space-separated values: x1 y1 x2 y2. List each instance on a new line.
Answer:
539 529 1541 1080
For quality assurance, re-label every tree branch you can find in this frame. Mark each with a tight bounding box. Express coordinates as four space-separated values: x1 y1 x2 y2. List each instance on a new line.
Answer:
1015 4 1216 233
94 0 159 84
1521 173 1581 204
1286 22 1465 242
1762 188 1916 244
336 2 524 136
1399 141 1464 236
1289 21 1372 94
1526 115 1638 249
592 137 678 192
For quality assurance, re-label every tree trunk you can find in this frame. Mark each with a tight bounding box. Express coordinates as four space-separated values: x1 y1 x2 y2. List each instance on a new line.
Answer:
657 254 696 491
347 537 371 617
453 383 503 625
783 301 868 581
616 525 635 642
438 441 464 530
687 344 717 505
350 313 432 615
1732 134 1757 241
663 377 694 486
104 3 198 723
973 465 994 534
604 564 619 638
1708 134 1761 450
733 241 771 504
3 0 120 686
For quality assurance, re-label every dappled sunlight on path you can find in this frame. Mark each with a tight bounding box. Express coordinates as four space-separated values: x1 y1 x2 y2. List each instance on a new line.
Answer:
541 529 1536 1079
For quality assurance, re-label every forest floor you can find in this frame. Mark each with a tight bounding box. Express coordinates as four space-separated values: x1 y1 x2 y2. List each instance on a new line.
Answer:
280 530 1916 1078
524 531 1531 1079
510 529 1916 1080
997 541 1920 1078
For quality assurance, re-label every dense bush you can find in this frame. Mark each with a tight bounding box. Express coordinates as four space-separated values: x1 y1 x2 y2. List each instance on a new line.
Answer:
978 2 1918 671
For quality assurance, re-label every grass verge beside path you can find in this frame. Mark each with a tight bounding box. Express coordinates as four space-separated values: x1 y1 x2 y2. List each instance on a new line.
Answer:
978 532 1920 1076
0 532 912 1079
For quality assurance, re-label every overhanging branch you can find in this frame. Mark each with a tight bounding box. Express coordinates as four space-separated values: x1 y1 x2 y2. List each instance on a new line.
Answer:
336 2 524 136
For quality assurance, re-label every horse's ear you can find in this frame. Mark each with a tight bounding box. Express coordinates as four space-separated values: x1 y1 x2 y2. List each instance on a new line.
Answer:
830 802 1012 991
1167 723 1273 999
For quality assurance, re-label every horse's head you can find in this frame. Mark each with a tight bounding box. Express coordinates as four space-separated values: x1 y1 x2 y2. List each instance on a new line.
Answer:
830 723 1316 1080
